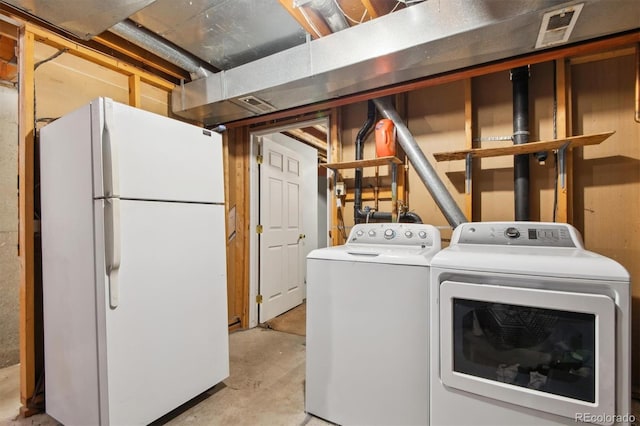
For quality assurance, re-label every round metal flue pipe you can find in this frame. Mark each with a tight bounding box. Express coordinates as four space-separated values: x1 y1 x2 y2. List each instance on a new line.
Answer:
373 97 468 228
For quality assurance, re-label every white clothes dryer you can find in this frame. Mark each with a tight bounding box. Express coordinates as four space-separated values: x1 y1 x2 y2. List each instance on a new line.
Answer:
429 222 631 426
306 223 441 426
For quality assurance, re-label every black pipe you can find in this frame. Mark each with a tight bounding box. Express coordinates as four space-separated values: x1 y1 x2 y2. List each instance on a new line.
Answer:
360 210 423 223
511 66 530 221
353 100 423 224
354 101 376 224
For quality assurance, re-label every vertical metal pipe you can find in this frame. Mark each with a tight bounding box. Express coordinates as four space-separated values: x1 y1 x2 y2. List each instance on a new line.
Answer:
511 66 530 221
354 101 375 224
373 97 468 228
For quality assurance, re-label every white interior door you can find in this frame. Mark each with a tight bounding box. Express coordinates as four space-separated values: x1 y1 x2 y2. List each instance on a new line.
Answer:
259 136 305 322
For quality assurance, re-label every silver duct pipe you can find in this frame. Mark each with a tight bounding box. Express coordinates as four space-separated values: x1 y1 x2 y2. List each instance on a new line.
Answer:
373 97 468 228
308 0 349 32
110 20 210 80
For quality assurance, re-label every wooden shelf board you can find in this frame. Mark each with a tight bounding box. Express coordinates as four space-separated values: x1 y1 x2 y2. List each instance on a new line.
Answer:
321 156 402 169
433 131 615 161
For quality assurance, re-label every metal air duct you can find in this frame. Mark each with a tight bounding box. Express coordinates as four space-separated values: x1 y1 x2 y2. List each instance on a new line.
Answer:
373 97 468 228
110 20 210 80
172 0 639 125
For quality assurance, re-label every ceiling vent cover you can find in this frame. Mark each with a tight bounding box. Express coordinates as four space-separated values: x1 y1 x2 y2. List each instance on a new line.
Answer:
535 3 584 49
236 95 277 114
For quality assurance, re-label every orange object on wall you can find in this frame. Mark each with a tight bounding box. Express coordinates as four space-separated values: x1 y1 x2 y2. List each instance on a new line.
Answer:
375 119 396 157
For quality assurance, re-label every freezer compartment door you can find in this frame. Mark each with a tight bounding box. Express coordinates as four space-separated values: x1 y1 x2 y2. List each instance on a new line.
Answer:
92 97 224 203
95 199 229 425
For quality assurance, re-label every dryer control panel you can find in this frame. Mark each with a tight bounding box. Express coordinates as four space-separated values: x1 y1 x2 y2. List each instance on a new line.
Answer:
348 223 440 248
452 221 583 248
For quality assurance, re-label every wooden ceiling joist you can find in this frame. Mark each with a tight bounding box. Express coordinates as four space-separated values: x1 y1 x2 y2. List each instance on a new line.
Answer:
277 0 332 38
360 0 400 19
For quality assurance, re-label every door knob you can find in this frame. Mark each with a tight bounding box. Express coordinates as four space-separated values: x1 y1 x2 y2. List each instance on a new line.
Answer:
298 233 306 242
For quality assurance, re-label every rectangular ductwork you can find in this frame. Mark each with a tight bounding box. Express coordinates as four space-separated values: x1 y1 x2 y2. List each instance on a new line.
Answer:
172 0 639 126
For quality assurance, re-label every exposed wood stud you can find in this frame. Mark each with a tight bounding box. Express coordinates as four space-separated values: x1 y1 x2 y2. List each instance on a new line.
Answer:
555 58 573 223
329 108 343 246
128 74 141 108
635 44 639 123
464 78 473 220
17 27 36 417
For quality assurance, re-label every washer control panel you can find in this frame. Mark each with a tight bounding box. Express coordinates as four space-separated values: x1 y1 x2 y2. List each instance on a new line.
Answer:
348 223 440 247
453 222 582 248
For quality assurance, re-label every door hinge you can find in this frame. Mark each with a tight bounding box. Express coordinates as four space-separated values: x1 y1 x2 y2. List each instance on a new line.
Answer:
256 294 263 304
256 154 263 164
256 224 263 234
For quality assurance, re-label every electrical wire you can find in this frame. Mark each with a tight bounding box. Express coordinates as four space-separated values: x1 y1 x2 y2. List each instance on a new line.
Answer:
34 48 67 70
299 6 322 38
359 8 368 23
332 0 361 25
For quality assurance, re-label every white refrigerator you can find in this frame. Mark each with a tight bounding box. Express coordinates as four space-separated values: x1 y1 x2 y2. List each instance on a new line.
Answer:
39 97 229 425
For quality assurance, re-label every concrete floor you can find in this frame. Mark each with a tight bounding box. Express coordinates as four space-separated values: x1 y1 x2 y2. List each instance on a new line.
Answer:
2 327 640 425
0 328 331 426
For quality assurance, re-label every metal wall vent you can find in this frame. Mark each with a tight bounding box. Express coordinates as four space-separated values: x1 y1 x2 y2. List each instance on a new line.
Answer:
535 3 584 48
236 95 277 114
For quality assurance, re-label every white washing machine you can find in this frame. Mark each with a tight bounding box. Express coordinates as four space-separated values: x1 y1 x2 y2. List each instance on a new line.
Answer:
306 223 441 426
429 222 631 426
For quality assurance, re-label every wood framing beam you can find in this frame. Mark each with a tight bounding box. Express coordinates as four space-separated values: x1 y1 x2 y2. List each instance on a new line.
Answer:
277 0 332 38
93 32 192 81
128 74 141 107
329 108 344 246
636 44 640 123
0 16 20 39
569 46 636 65
283 128 327 151
464 78 473 220
25 23 175 91
555 58 573 223
17 26 36 416
360 0 398 18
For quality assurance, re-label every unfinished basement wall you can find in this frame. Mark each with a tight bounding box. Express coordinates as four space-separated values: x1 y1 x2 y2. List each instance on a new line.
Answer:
33 42 169 121
472 62 557 222
338 53 639 392
0 84 19 368
570 53 640 393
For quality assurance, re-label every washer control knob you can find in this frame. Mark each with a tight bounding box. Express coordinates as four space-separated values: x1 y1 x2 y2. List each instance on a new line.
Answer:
356 230 364 237
418 231 428 239
384 229 395 239
405 230 413 238
368 229 376 237
505 227 521 239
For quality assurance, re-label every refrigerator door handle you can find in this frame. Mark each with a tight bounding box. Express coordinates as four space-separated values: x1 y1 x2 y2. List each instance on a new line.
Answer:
101 99 120 197
104 197 121 308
